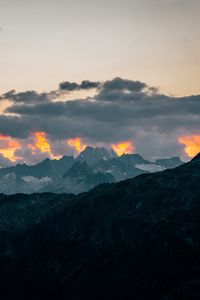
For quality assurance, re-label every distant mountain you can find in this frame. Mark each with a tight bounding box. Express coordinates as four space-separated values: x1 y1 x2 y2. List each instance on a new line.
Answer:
41 161 115 194
0 155 75 179
118 153 150 166
76 146 117 166
0 147 184 194
93 153 183 181
0 155 75 194
0 153 200 299
93 156 147 181
154 157 183 169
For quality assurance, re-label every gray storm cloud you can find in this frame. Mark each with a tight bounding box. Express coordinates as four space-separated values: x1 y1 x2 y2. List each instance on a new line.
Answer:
59 80 100 91
0 90 51 104
0 77 200 162
0 80 101 104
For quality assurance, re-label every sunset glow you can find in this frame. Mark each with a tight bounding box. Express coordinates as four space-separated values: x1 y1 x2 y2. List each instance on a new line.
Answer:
28 132 61 159
111 141 135 156
67 137 87 153
0 134 21 161
34 132 52 154
179 135 200 158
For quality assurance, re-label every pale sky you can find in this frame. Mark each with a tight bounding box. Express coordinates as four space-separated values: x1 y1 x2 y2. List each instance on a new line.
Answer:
0 0 200 96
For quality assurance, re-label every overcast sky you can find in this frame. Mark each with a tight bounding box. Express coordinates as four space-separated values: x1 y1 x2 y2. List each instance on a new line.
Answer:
0 0 200 95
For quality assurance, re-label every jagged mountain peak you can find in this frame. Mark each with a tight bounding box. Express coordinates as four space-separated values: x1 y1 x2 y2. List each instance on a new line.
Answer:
79 146 112 156
77 146 116 166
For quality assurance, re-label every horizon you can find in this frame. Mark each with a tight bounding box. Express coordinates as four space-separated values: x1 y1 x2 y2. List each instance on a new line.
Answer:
0 144 191 169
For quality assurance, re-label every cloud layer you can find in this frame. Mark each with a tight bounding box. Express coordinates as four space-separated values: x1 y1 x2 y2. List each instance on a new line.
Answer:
0 77 200 166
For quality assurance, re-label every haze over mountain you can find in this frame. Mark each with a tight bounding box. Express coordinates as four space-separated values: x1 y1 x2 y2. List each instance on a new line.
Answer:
0 146 183 194
0 153 200 299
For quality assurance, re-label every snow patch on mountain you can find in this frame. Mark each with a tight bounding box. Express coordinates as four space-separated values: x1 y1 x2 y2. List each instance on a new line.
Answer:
22 176 52 191
135 164 166 172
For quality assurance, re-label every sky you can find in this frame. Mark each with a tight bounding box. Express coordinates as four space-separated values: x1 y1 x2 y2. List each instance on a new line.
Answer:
0 0 200 167
1 0 200 95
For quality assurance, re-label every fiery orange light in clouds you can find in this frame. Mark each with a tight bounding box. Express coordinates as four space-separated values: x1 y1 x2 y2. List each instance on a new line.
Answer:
0 134 21 161
112 141 135 156
179 135 200 158
67 137 87 152
28 132 62 159
34 132 52 154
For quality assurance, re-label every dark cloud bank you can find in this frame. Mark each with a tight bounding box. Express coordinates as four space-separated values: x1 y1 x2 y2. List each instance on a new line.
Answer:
0 77 200 160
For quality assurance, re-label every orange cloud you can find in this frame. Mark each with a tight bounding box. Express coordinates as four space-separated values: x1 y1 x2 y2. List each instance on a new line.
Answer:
28 132 61 159
0 134 21 161
67 137 87 152
179 135 200 158
34 132 51 154
111 141 135 156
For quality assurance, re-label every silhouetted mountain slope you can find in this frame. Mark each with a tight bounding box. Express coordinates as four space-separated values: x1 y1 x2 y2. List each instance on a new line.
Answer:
192 152 200 162
0 154 200 299
41 161 115 194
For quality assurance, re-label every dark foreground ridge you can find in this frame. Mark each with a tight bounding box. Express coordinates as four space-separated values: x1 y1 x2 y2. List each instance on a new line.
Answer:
0 154 200 299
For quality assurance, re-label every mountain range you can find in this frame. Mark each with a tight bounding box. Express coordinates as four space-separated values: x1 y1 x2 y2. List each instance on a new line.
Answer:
0 146 183 194
0 153 200 299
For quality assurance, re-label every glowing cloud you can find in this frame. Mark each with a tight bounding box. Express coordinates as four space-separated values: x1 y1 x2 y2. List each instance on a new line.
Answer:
179 135 200 158
28 132 61 159
111 141 135 156
67 137 87 152
0 134 21 161
34 132 51 154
